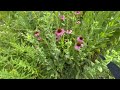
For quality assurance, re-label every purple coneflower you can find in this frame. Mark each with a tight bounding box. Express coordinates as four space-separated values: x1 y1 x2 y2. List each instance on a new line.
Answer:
77 36 84 43
75 11 81 15
74 42 82 51
65 30 72 34
55 28 65 37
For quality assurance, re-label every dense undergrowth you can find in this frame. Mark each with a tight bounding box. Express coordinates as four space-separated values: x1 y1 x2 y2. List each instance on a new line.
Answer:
0 11 120 79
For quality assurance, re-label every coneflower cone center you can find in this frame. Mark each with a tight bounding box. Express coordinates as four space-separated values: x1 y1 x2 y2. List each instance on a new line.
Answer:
77 42 81 46
57 29 62 33
79 37 83 40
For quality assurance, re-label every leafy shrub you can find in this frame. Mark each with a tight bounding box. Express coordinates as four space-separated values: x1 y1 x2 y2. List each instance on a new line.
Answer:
0 11 120 79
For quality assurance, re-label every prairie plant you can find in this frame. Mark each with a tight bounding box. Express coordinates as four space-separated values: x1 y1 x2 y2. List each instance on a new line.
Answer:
0 11 120 79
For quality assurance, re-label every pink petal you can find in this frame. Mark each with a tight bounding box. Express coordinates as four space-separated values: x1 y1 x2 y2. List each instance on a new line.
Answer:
77 37 83 43
55 29 65 37
74 45 81 51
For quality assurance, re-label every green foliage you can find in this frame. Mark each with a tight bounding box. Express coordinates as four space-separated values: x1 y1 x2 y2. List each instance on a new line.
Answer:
0 11 120 79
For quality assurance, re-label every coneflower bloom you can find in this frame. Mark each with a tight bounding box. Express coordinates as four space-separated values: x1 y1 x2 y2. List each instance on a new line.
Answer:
74 42 82 51
75 11 81 15
76 21 81 24
34 31 40 37
60 15 65 21
65 30 72 34
77 36 84 43
55 28 65 37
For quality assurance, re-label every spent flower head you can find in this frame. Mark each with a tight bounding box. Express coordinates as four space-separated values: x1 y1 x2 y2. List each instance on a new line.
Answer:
65 30 72 34
37 37 42 41
60 15 65 21
76 21 81 24
75 11 81 15
34 31 40 37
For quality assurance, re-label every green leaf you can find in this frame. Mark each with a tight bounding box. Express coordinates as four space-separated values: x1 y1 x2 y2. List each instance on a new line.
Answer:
97 66 103 72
